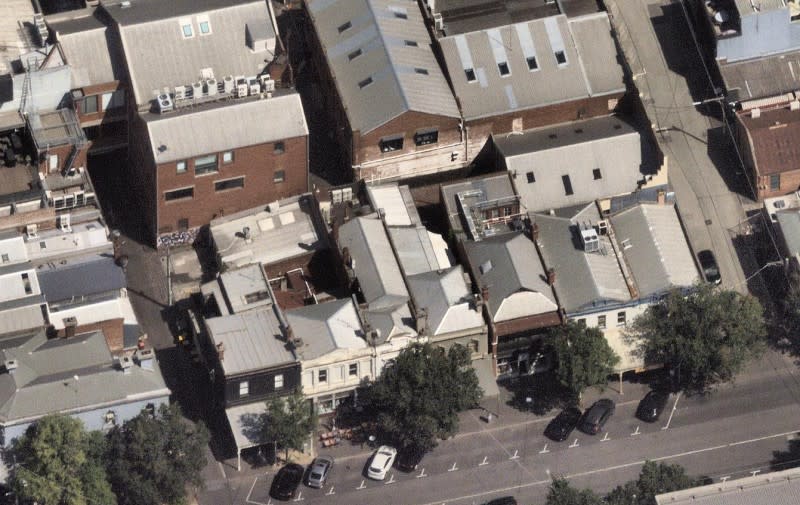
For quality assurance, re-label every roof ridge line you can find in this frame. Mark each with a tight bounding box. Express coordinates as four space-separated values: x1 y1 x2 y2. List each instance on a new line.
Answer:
364 0 410 113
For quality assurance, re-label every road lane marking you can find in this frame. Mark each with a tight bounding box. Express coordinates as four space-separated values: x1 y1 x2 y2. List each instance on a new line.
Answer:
662 392 681 430
448 462 459 472
569 439 579 448
751 470 761 476
479 456 489 466
245 477 268 505
417 468 427 478
720 476 730 482
510 450 519 460
631 425 641 436
357 480 366 490
386 473 396 484
326 486 335 495
417 428 800 505
601 433 610 442
539 444 549 454
292 491 303 501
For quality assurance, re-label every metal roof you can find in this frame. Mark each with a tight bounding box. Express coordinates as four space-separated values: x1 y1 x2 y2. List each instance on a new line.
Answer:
54 24 124 89
610 204 700 298
145 93 308 164
441 173 517 234
337 214 409 310
366 184 421 226
720 50 800 102
286 299 367 361
0 296 46 336
496 116 644 213
656 467 800 505
111 0 273 106
734 0 787 15
306 0 460 134
776 210 800 257
717 6 800 63
438 13 624 121
389 226 447 276
534 204 630 313
0 329 170 425
36 254 125 303
0 0 35 75
406 266 485 336
210 194 327 271
463 232 558 321
214 263 272 315
205 307 295 377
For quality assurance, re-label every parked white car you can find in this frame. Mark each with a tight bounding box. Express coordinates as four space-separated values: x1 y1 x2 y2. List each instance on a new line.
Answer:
367 445 397 480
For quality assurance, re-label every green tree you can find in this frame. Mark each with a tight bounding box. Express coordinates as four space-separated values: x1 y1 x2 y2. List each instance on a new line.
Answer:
262 389 317 462
361 343 482 456
8 414 116 505
628 283 766 393
548 321 620 402
606 461 698 505
105 403 209 505
545 478 604 505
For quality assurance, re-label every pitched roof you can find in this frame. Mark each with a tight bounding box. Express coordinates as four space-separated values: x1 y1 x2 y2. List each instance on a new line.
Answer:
720 50 800 102
438 13 624 121
739 106 800 176
306 0 460 134
337 214 409 310
286 299 367 361
496 116 644 212
144 94 308 164
0 329 169 425
534 204 630 313
609 204 699 297
463 232 558 320
36 254 126 303
205 307 295 377
655 467 800 505
406 266 485 335
109 0 273 105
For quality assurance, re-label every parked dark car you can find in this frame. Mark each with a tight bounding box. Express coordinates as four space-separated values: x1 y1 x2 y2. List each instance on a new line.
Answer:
485 497 518 505
698 249 721 285
579 399 615 434
306 456 333 488
544 406 583 441
270 463 304 501
636 390 670 423
396 448 424 472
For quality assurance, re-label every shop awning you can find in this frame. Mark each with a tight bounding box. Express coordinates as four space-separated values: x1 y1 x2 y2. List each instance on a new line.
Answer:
473 358 500 398
226 402 268 470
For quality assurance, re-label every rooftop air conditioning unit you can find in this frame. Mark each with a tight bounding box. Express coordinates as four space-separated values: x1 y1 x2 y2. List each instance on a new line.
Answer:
191 81 203 99
4 359 18 373
236 82 249 98
26 224 38 239
157 93 173 113
206 78 218 96
434 13 444 31
119 355 133 372
223 75 234 94
580 223 599 253
174 85 186 101
263 78 275 93
58 214 72 233
248 77 260 96
258 74 271 86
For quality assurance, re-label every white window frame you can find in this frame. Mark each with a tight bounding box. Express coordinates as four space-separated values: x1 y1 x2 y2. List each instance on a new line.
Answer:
617 311 627 327
348 363 358 377
197 14 212 35
318 369 328 384
274 374 284 389
239 380 249 397
180 18 194 38
49 154 59 171
176 160 187 174
222 150 234 164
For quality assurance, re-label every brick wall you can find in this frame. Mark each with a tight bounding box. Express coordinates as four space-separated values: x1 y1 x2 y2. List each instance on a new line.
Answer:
56 318 125 353
155 135 308 236
74 81 128 128
37 143 88 176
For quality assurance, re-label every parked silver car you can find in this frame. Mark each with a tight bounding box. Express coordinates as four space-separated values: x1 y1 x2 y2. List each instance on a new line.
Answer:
306 456 334 488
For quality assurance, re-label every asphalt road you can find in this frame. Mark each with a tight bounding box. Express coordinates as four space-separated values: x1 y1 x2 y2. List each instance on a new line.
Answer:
198 351 800 505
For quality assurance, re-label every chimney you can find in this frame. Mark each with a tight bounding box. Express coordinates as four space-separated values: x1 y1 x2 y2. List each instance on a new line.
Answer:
532 221 540 242
119 355 133 374
415 308 428 334
63 316 78 338
657 189 666 205
216 342 225 361
4 359 18 374
547 268 556 285
135 348 155 371
480 285 489 303
286 325 303 348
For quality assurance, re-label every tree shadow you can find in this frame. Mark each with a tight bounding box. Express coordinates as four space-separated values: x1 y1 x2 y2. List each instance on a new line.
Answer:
502 372 570 415
771 436 800 471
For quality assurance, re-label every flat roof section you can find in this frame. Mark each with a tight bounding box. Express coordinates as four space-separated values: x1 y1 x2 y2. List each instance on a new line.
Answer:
0 0 36 75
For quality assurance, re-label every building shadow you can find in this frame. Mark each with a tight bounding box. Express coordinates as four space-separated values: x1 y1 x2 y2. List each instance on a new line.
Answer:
502 372 570 415
771 436 800 471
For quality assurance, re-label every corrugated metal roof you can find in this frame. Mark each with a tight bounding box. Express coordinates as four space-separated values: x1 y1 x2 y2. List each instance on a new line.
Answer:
0 329 170 424
776 210 800 256
145 94 308 164
535 204 630 313
656 467 800 505
113 0 273 106
734 0 786 15
717 7 800 63
407 266 484 335
286 299 367 361
721 50 800 102
389 226 443 276
366 184 421 226
37 254 126 303
610 204 699 297
337 214 409 310
463 232 558 320
205 307 295 376
0 296 46 336
439 13 623 121
441 173 517 234
215 264 272 314
56 26 123 88
307 0 460 133
497 116 643 213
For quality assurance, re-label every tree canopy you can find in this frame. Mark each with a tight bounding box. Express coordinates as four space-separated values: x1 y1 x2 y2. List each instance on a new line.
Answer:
105 403 209 505
8 414 116 505
361 343 482 455
548 321 620 402
627 284 766 393
261 389 317 462
545 478 604 505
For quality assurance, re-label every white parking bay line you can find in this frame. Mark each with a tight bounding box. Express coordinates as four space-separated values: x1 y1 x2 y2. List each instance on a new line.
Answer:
245 477 268 505
662 392 681 430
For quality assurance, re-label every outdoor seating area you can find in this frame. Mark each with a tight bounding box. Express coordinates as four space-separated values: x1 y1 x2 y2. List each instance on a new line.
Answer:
318 422 378 447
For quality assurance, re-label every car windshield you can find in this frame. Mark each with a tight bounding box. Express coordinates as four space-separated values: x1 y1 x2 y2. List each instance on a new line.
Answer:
310 472 322 479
